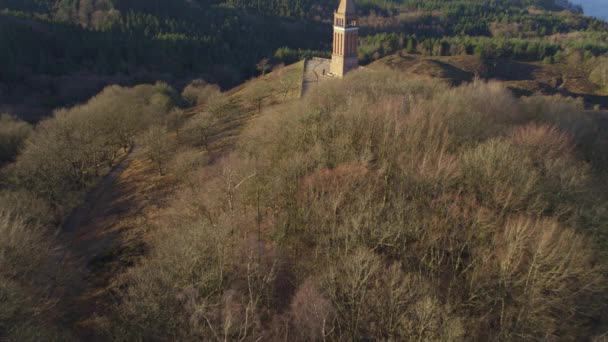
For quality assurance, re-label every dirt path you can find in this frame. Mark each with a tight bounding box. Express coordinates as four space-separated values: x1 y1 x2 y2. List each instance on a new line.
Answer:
62 145 174 339
302 58 331 96
58 82 279 340
63 148 135 248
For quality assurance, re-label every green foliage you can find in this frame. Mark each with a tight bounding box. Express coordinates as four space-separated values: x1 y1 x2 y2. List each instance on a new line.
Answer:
273 47 330 65
359 32 405 63
0 3 328 88
358 32 604 63
0 0 54 13
2 0 607 120
355 0 608 63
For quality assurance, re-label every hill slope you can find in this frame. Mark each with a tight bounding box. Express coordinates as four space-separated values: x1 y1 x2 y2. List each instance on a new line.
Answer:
101 67 608 340
0 1 326 120
2 0 608 340
2 52 608 339
371 52 608 108
3 0 608 119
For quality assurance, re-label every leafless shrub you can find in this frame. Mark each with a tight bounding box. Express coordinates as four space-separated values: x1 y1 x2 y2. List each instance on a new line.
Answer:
320 249 463 341
0 114 32 164
169 148 207 182
246 83 272 113
167 108 186 138
8 83 175 212
183 110 220 151
468 215 606 340
0 210 78 341
509 123 575 159
426 80 522 148
107 215 232 340
521 94 587 135
506 124 593 221
589 57 608 90
290 279 335 341
181 80 221 107
140 124 172 176
460 139 544 213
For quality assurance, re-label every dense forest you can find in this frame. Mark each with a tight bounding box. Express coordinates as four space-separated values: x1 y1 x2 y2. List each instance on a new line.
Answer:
1 0 608 340
0 0 329 119
2 0 608 119
2 65 608 341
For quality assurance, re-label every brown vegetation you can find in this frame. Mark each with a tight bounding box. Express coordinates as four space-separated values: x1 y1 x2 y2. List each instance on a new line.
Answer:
590 57 608 93
0 210 79 341
0 81 181 340
372 52 608 109
100 69 608 340
1 62 607 340
181 80 222 107
4 82 175 215
0 114 32 165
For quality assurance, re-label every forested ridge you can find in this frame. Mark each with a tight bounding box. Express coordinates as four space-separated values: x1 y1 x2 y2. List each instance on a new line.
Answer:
0 0 329 119
2 0 608 119
3 64 608 341
0 2 327 80
1 0 608 341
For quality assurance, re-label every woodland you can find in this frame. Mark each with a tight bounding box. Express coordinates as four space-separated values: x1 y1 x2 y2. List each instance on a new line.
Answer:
1 0 608 341
2 0 608 118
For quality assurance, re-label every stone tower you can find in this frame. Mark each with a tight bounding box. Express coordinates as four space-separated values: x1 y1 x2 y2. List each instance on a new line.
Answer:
330 0 358 78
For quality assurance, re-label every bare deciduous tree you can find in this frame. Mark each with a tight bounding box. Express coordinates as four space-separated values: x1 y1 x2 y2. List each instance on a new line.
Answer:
246 84 271 113
256 58 271 76
141 124 171 175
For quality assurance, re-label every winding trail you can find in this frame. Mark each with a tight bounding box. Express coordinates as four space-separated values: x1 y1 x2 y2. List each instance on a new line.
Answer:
62 145 174 339
64 147 135 238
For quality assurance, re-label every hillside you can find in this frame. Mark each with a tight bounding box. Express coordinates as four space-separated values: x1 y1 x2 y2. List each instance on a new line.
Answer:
371 52 608 108
2 0 608 340
2 0 608 119
0 61 306 340
2 57 608 340
0 1 327 120
99 68 608 340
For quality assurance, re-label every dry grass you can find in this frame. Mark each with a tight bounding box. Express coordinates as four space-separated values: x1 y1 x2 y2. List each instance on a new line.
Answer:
230 60 305 107
590 57 608 93
372 52 608 106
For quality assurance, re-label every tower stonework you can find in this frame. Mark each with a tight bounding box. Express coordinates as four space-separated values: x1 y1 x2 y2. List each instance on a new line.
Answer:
330 0 358 78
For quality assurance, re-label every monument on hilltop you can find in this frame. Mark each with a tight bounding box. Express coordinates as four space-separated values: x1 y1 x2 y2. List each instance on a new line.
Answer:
330 0 358 78
300 0 359 95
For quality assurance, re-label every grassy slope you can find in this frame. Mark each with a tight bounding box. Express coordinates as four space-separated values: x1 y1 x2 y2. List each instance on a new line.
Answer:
370 52 608 108
230 60 306 101
183 60 305 153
